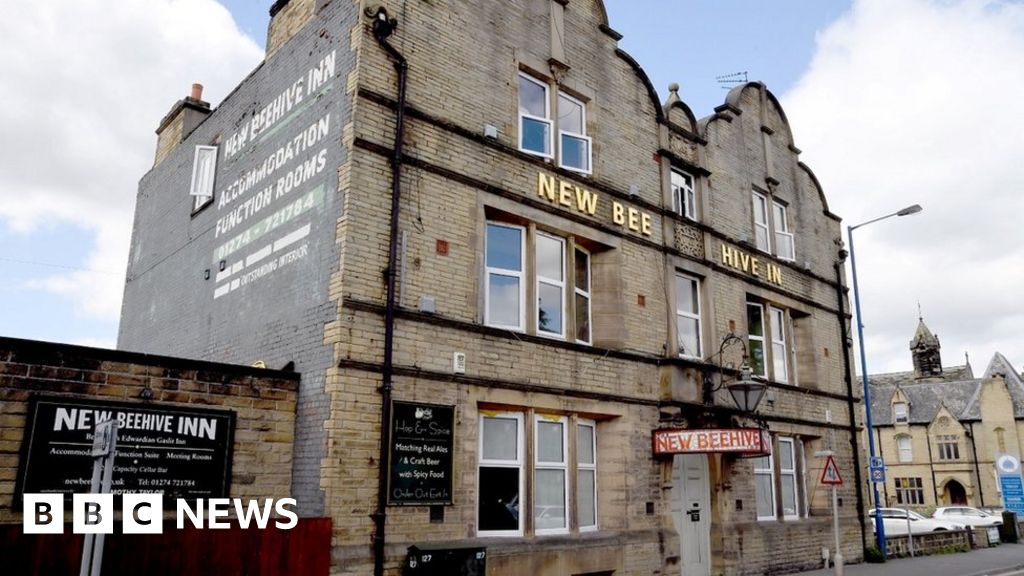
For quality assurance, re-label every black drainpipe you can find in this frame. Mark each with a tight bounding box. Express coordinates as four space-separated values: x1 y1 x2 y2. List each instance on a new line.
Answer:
968 422 985 505
367 7 407 576
927 436 939 504
835 257 867 552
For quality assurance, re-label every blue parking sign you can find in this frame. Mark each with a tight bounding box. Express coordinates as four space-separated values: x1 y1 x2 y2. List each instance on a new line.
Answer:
870 466 885 483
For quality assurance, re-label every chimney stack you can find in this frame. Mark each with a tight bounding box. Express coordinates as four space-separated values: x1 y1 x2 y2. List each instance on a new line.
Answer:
153 83 212 167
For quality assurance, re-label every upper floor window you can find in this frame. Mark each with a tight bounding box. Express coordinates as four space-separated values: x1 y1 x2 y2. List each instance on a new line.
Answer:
937 434 960 460
769 306 789 384
897 435 913 462
893 402 909 424
752 192 771 253
573 248 592 344
518 72 591 174
773 203 795 261
996 427 1007 453
675 273 703 359
747 301 794 384
518 74 551 158
672 170 696 220
485 220 592 344
190 145 217 213
558 92 591 174
751 191 795 261
536 233 566 338
484 222 526 331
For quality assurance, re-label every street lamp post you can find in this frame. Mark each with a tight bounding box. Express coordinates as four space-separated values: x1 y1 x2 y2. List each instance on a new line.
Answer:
848 204 922 560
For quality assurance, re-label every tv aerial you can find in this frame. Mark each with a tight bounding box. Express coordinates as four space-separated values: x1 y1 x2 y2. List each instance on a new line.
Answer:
716 71 748 89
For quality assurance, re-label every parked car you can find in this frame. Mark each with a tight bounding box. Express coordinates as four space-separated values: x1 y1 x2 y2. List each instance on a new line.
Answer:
979 506 1007 517
869 508 965 535
933 506 1003 527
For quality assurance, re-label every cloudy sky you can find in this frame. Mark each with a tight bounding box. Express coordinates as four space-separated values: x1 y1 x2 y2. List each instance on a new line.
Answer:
1 0 1021 376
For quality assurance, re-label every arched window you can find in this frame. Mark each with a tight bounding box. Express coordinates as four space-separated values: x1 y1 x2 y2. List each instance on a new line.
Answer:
897 435 913 462
995 427 1006 453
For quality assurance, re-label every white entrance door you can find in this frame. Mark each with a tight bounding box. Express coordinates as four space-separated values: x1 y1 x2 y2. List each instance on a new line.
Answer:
672 454 711 576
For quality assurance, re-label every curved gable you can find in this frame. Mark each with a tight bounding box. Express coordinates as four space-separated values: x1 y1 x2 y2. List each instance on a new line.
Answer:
613 48 665 124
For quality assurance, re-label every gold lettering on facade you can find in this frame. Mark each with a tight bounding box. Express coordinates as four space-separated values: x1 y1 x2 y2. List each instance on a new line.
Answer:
535 172 651 236
720 245 783 286
628 206 640 232
612 201 625 225
559 180 574 207
575 186 598 215
538 173 556 202
721 245 735 267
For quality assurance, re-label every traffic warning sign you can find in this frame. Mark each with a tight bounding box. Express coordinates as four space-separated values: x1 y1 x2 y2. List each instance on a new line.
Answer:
821 455 843 485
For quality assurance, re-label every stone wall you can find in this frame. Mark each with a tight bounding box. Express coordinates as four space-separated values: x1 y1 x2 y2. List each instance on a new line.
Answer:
886 529 970 558
0 337 299 524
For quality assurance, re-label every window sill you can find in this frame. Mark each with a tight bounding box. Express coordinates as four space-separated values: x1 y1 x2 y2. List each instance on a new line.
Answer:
558 163 592 176
191 199 213 218
469 529 621 547
518 147 553 161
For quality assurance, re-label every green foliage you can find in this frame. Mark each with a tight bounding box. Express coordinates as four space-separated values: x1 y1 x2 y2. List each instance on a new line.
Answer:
864 544 885 563
937 543 970 554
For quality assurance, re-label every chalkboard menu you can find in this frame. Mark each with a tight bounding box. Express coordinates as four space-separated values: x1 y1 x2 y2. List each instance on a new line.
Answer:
388 401 455 505
14 396 235 506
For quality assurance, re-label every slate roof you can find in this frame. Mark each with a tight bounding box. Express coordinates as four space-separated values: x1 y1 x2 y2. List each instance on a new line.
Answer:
868 364 973 388
869 353 1024 426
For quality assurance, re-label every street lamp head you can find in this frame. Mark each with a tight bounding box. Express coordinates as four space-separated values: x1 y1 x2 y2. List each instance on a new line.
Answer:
726 362 766 413
896 204 923 217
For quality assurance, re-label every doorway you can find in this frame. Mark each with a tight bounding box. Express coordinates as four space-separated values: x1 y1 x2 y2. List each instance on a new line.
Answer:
672 454 711 576
945 480 968 505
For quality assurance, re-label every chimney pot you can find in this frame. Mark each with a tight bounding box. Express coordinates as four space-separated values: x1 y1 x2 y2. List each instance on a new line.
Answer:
191 83 204 101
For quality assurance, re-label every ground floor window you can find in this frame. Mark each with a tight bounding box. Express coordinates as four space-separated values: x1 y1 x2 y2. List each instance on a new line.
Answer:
754 435 807 521
478 412 524 535
894 477 925 505
478 410 597 536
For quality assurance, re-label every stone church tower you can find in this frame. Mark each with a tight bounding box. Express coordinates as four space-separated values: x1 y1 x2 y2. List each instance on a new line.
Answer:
911 318 943 378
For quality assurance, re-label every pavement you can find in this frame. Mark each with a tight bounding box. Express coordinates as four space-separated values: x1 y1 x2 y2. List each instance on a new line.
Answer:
784 543 1024 576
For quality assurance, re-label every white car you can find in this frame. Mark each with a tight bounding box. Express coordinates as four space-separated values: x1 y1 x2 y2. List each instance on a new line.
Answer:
869 508 965 535
933 506 1003 527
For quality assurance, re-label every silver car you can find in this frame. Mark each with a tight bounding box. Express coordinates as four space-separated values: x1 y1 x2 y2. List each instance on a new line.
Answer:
933 506 1002 527
869 508 965 535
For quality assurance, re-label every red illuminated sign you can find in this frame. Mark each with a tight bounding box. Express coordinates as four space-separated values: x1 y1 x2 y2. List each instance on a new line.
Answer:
652 428 771 456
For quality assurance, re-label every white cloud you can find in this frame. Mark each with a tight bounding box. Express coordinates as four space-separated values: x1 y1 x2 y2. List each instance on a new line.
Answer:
784 0 1024 373
0 0 263 326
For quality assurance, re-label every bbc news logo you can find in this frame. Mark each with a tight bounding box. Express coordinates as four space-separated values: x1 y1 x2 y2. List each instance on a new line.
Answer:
23 494 298 534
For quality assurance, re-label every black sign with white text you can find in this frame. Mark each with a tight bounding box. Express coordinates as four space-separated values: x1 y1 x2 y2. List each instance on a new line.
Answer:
14 396 235 506
388 401 454 506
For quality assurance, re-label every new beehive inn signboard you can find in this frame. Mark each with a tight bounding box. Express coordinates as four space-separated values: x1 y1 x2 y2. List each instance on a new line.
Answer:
14 396 235 505
652 428 772 456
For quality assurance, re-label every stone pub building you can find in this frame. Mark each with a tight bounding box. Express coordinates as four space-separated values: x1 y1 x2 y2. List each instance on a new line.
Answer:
116 0 866 574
